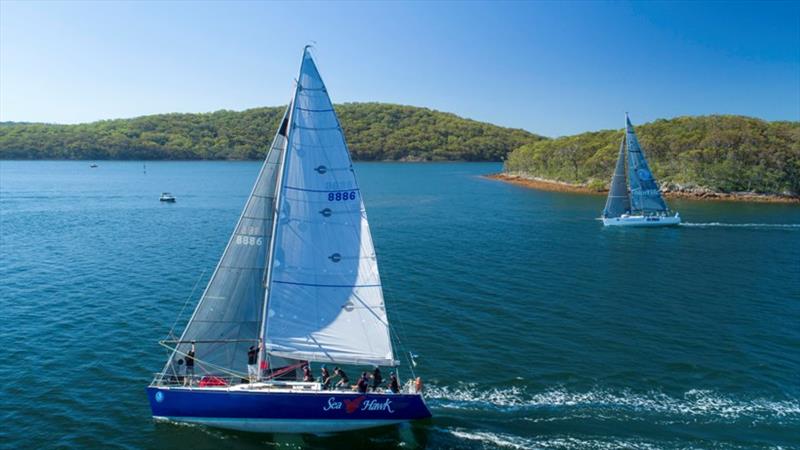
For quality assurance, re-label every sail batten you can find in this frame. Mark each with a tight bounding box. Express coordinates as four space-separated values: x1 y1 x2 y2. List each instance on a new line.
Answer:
261 48 395 367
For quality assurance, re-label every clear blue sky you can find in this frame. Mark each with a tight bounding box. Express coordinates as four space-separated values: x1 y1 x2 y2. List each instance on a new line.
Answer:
1 1 798 136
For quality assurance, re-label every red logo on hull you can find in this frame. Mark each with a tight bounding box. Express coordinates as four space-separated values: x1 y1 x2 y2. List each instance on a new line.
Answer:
344 396 366 414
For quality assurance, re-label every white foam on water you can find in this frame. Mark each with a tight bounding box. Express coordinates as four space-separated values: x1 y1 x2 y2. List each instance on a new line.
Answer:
440 428 683 450
681 222 800 229
424 384 800 423
441 428 539 449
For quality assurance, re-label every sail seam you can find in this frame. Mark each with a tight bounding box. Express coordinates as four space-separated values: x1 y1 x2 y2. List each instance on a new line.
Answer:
295 107 335 113
284 186 360 193
293 125 341 131
272 280 381 288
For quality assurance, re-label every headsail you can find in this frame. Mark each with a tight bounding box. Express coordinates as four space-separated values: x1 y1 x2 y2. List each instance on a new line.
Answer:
626 114 668 213
262 48 395 367
602 136 630 218
164 106 290 377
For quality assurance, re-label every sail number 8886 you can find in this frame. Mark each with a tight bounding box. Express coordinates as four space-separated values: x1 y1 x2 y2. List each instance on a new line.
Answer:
328 191 357 202
236 235 263 246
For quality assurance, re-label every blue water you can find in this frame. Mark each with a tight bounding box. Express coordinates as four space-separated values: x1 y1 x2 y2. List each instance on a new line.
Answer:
1 160 799 449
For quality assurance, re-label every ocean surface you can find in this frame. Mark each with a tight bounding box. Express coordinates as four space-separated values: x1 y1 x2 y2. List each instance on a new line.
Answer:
1 160 799 450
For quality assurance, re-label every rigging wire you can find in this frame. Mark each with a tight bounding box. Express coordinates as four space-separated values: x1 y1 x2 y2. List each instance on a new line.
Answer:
166 269 207 340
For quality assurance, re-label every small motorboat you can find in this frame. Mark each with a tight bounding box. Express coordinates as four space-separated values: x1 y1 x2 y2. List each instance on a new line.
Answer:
159 192 176 203
89 163 98 168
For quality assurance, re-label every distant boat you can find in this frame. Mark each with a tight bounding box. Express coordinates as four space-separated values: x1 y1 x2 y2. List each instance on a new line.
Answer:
146 47 431 433
601 114 680 227
159 192 176 203
89 163 98 168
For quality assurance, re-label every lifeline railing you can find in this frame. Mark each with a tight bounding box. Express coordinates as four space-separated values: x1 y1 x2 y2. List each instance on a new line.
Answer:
154 339 421 394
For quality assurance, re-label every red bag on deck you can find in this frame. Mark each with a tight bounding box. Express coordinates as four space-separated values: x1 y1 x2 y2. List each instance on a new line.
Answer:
198 376 228 387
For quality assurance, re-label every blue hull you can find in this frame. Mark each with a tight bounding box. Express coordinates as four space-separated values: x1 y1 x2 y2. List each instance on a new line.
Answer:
146 386 431 433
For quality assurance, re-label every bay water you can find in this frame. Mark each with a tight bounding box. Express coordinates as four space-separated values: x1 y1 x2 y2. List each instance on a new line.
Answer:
1 161 798 449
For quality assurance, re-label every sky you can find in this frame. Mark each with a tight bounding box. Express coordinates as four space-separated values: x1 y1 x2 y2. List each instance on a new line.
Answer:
1 1 798 137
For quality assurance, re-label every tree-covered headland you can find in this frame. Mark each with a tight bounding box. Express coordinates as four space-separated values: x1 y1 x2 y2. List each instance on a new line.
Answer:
0 103 542 162
504 115 799 196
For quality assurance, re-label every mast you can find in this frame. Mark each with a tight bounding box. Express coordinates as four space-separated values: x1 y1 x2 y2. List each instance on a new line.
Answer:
256 96 297 378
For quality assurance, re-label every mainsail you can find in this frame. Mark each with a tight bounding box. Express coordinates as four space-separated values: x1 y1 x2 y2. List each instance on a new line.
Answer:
626 114 668 213
602 136 630 218
164 106 290 376
262 48 395 367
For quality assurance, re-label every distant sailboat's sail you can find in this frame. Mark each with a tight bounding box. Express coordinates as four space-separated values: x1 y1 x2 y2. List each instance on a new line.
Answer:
262 48 395 367
602 137 630 218
165 106 290 376
626 114 668 213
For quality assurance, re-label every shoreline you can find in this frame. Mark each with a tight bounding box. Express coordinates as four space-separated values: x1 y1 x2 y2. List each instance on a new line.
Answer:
487 173 800 204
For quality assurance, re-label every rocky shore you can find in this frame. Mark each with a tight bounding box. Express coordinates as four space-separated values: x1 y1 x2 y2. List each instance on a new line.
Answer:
487 173 800 204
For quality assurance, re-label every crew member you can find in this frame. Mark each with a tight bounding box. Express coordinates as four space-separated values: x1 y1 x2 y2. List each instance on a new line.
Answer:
184 341 196 386
247 342 259 383
357 372 369 393
388 372 400 394
320 366 331 390
334 367 349 389
371 367 383 391
302 364 314 382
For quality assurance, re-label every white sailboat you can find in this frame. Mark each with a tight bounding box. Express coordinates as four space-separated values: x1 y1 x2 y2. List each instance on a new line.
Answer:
147 47 431 433
601 114 680 227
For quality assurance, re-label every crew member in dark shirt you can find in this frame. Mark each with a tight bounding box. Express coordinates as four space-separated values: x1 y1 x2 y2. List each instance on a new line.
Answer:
388 372 400 394
184 342 196 386
320 366 331 390
356 372 369 393
247 343 259 383
334 367 349 389
302 365 314 382
370 367 383 392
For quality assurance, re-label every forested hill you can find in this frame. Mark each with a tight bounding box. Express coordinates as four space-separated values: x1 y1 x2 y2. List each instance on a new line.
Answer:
0 103 542 161
504 115 800 195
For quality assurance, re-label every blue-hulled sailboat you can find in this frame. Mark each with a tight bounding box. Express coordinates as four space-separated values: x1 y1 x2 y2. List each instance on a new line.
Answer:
147 47 431 433
601 114 680 227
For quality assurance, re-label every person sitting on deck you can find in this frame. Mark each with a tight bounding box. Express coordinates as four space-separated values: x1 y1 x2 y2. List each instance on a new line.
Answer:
333 367 349 389
320 366 331 390
247 342 259 383
357 372 369 393
302 365 314 382
370 367 383 392
184 342 196 386
388 372 400 394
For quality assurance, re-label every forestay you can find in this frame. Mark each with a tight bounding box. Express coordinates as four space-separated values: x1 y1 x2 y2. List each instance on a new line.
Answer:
626 114 668 213
602 137 630 218
164 107 290 376
263 48 395 367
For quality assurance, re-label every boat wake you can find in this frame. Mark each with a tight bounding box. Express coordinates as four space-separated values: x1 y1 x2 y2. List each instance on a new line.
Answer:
424 384 800 424
435 427 765 450
680 222 800 229
435 427 711 450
